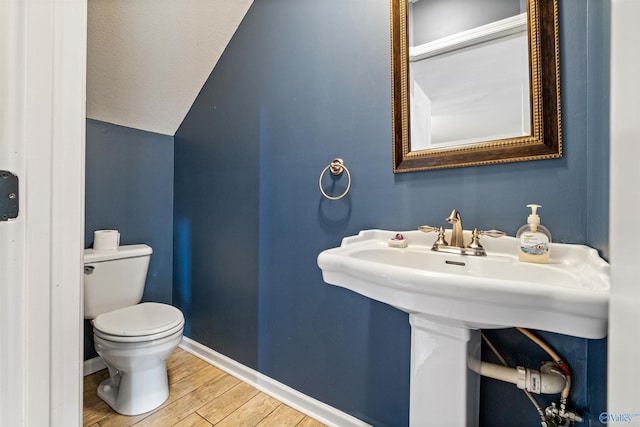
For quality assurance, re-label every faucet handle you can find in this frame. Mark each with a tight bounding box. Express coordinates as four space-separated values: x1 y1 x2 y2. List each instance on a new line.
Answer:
468 229 506 253
419 225 449 246
468 229 483 249
418 225 438 233
480 229 507 238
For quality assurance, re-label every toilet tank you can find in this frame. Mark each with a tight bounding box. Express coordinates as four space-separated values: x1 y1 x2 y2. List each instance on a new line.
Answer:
83 244 152 319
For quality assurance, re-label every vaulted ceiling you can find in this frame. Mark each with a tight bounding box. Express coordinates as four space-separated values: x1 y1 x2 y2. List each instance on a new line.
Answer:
87 0 253 136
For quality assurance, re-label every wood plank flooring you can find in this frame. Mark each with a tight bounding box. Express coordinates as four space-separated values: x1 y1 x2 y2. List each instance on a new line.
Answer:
84 348 327 427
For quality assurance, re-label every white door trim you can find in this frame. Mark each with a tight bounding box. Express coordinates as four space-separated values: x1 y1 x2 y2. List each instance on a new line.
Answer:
608 0 640 418
0 0 86 425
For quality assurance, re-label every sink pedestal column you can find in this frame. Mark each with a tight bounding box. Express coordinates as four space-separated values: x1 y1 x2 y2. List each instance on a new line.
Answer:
409 314 481 427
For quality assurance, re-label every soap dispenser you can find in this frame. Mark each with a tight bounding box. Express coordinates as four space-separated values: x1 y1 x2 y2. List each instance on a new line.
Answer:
516 204 552 264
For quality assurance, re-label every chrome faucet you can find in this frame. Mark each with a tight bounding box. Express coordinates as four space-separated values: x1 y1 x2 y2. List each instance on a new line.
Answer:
419 209 505 256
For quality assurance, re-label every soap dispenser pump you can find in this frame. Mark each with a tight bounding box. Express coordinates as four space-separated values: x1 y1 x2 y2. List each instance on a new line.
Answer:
516 204 552 264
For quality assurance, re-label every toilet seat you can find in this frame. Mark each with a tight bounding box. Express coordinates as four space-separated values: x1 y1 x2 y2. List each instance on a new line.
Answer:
93 302 184 343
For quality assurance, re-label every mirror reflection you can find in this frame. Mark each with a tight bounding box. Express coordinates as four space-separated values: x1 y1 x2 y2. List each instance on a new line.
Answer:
409 0 529 150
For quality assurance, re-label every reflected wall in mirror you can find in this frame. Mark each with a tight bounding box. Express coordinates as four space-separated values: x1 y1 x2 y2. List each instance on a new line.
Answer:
391 0 562 173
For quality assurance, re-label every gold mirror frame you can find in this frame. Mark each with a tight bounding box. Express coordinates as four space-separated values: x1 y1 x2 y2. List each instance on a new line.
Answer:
391 0 561 173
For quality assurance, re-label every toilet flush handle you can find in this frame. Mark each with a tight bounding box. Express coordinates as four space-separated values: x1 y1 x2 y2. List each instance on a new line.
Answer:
84 265 95 275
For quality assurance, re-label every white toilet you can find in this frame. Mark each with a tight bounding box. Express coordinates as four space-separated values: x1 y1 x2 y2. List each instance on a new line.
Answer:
84 244 184 416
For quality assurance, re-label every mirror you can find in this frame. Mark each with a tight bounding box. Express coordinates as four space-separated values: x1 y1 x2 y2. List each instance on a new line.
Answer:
391 0 561 173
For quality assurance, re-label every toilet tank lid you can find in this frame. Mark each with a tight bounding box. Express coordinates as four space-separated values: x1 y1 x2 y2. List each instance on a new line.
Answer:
84 244 152 263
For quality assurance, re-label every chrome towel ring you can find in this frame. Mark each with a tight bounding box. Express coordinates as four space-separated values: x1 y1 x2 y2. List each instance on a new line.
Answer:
319 158 351 200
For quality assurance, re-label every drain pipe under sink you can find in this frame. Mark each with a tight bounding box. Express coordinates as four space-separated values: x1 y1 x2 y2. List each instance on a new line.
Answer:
468 358 566 394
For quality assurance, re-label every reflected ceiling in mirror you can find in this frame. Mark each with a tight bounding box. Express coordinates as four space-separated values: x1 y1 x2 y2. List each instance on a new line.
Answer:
391 0 562 173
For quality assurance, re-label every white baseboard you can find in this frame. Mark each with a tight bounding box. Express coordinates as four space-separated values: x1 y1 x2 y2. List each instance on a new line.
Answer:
83 356 106 376
179 337 370 427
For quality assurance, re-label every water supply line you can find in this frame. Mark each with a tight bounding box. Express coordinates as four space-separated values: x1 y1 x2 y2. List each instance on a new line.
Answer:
517 327 582 424
480 333 546 426
517 327 572 400
481 333 546 421
477 330 583 426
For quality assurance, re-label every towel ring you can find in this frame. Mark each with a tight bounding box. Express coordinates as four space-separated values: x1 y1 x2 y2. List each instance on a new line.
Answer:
319 158 351 201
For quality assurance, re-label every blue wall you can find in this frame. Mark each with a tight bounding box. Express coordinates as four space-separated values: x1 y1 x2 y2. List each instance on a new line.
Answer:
85 119 174 358
175 2 412 423
173 0 609 426
79 0 609 423
174 0 609 426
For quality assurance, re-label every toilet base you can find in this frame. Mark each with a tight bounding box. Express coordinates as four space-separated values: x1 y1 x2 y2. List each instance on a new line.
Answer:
93 326 183 416
98 363 169 416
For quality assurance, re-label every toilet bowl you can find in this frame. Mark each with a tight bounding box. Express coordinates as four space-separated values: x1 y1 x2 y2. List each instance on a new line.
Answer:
84 244 184 415
92 302 184 415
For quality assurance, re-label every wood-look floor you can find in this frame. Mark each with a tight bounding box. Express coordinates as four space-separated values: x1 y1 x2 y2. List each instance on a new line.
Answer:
84 348 327 427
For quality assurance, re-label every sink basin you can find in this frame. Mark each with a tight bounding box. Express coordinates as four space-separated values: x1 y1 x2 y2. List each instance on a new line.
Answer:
318 228 610 425
318 229 609 339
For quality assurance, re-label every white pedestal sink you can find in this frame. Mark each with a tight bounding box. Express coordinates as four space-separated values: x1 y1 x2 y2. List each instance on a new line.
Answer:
317 229 609 426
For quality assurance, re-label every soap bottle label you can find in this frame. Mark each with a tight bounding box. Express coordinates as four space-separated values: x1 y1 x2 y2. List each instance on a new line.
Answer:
520 233 549 256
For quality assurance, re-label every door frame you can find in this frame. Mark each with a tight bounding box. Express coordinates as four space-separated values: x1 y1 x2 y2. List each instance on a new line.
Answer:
0 0 86 425
608 0 640 416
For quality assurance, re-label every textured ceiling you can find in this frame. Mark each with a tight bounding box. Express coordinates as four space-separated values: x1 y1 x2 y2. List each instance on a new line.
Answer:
87 0 253 136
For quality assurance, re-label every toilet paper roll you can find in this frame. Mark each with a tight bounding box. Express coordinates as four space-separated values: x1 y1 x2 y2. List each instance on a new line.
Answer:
93 230 120 251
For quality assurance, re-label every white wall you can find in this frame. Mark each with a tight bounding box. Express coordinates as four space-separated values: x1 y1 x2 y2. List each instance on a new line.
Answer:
608 0 640 423
87 0 253 136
